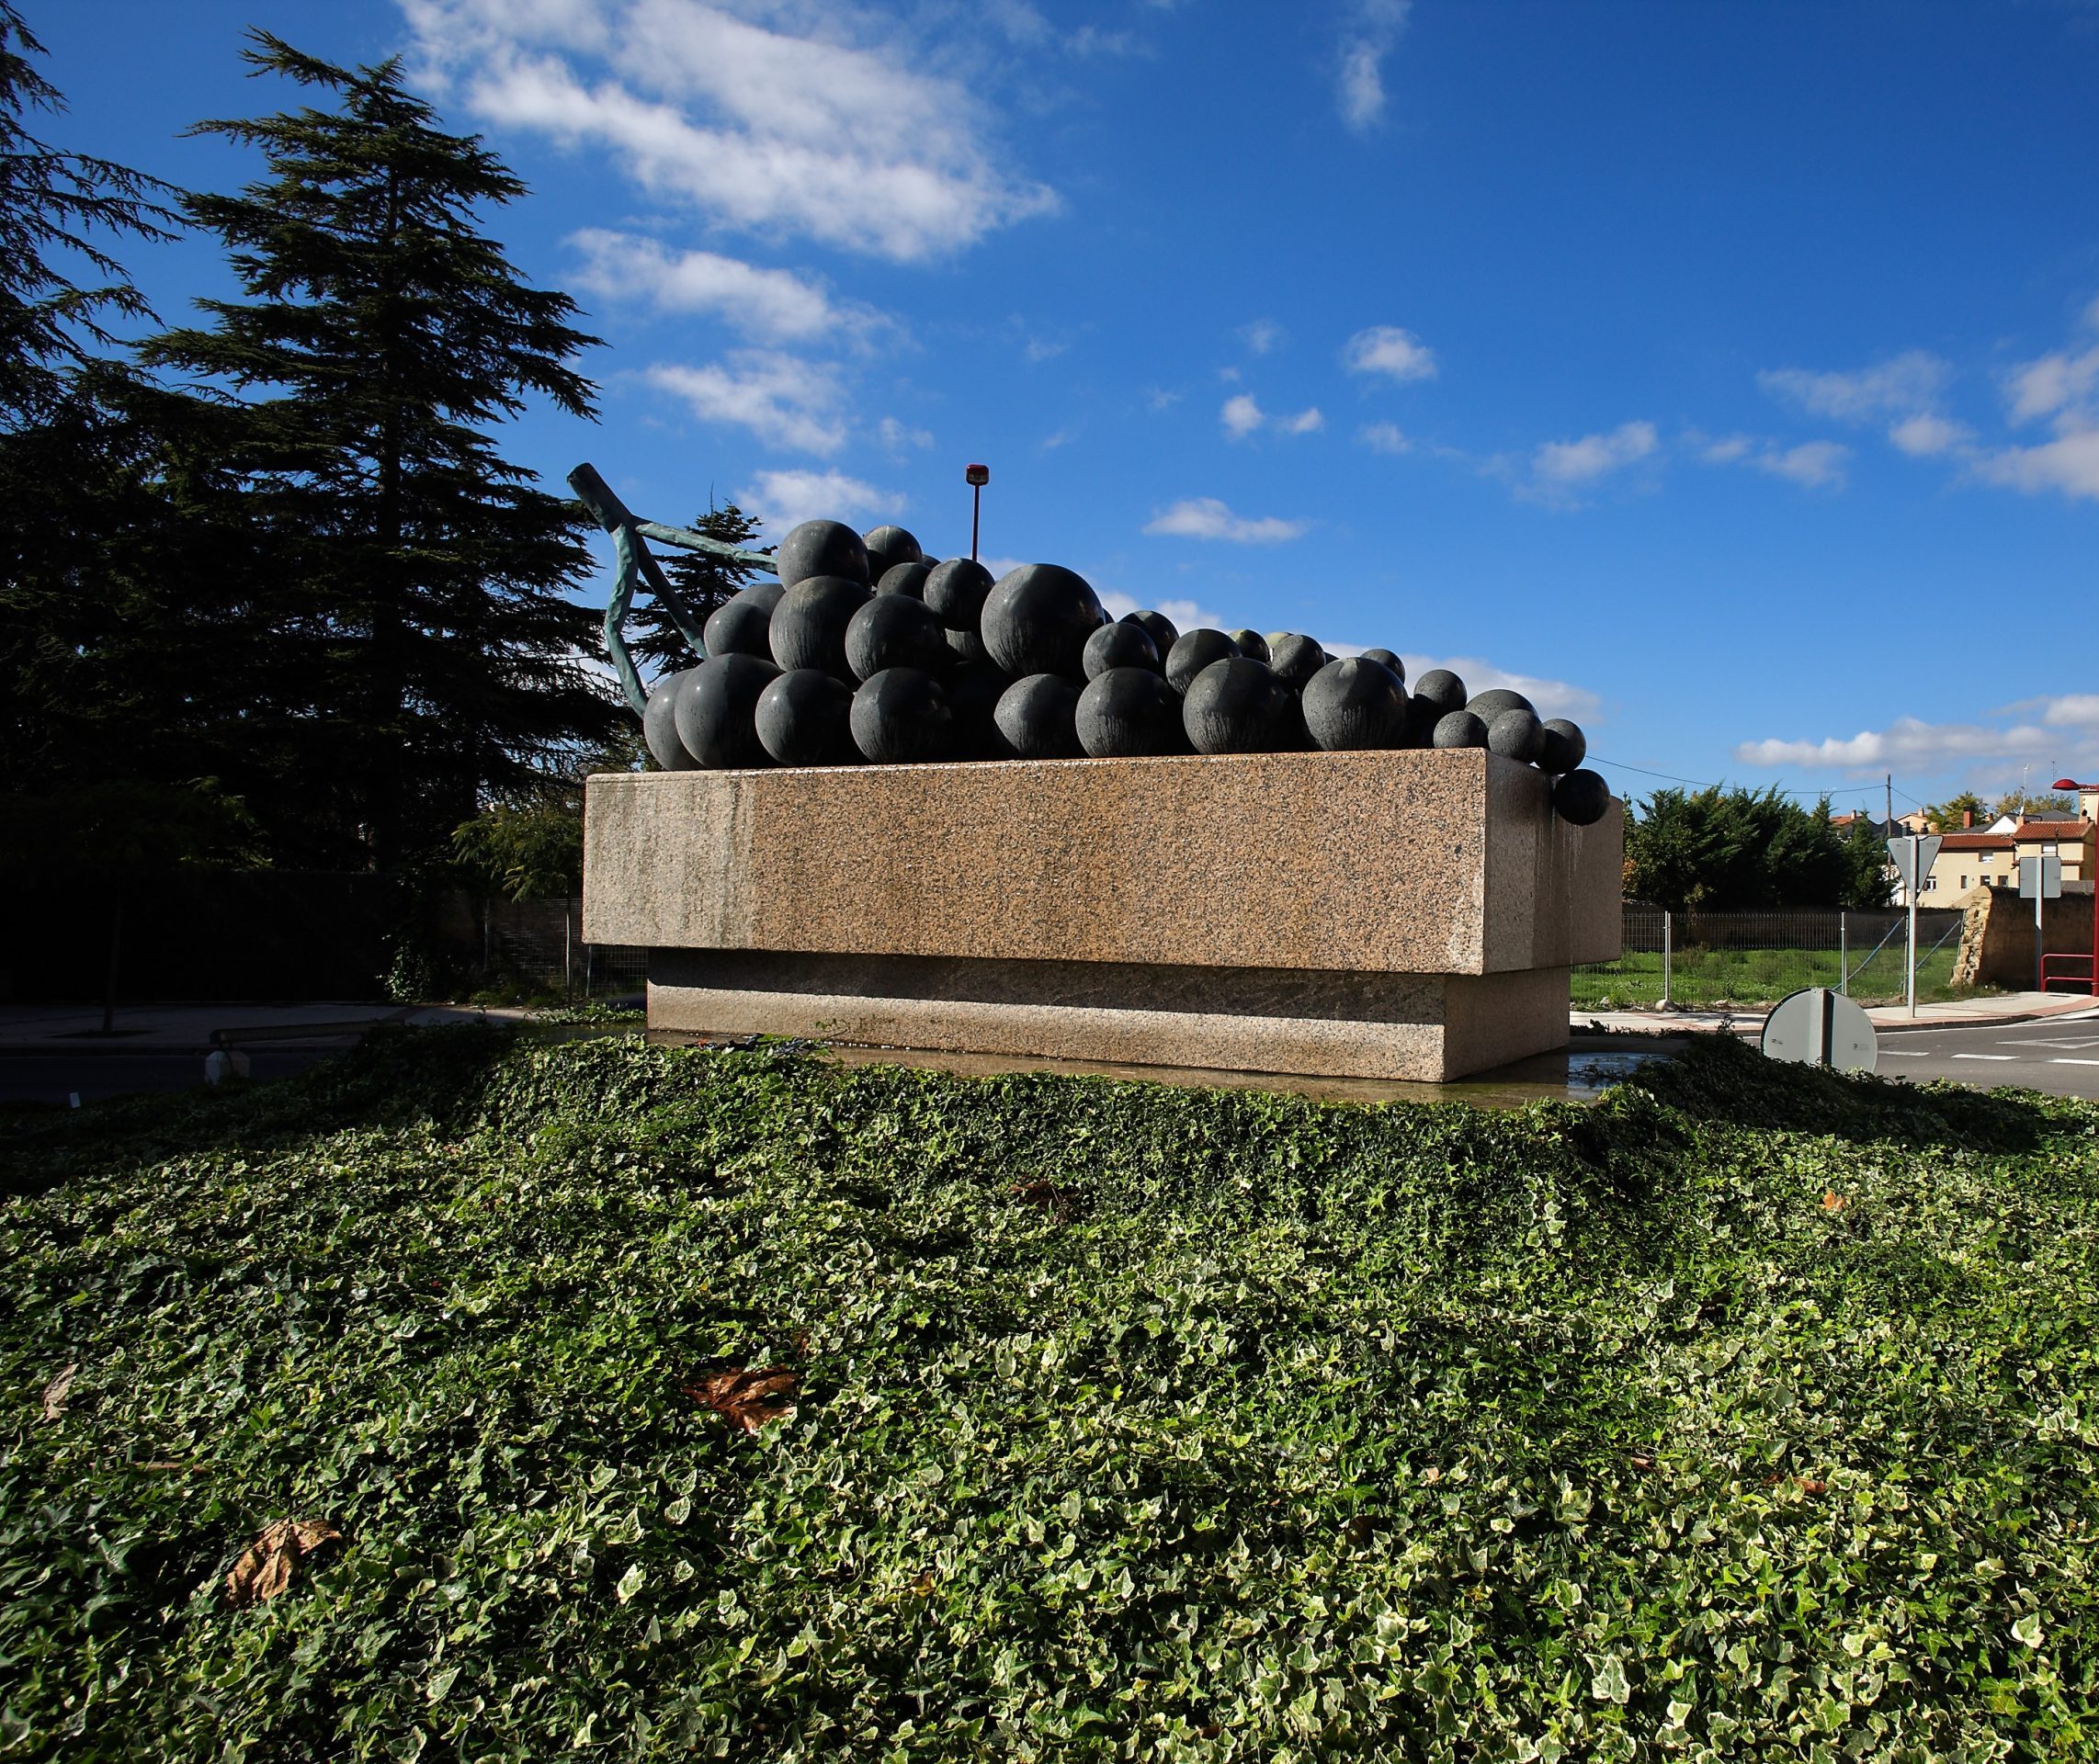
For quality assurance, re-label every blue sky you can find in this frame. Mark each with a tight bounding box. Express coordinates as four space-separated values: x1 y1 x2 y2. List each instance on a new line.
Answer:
37 0 2099 812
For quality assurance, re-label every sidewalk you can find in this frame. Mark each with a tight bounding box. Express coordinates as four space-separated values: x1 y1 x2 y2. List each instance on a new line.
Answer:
0 1001 529 1054
1577 989 2099 1040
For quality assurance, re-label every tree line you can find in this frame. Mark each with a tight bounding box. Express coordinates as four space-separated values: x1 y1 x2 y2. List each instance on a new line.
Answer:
0 7 740 906
1622 786 1892 913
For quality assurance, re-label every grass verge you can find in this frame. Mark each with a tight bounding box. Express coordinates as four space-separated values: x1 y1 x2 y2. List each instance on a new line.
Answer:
4 1031 2097 1759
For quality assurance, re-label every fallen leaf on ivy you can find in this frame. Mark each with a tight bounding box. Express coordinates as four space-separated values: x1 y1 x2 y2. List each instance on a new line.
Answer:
41 1363 77 1421
911 1570 936 1597
684 1367 799 1434
223 1519 342 1607
1822 1191 1846 1212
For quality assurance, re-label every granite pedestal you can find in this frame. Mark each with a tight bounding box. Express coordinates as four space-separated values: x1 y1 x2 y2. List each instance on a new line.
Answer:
584 749 1623 1082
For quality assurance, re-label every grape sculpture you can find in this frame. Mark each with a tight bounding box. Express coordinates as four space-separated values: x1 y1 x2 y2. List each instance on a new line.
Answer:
630 515 1613 825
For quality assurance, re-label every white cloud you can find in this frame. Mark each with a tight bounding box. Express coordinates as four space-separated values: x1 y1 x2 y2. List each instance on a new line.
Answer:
1343 324 1438 383
734 468 902 537
1730 702 2099 772
402 0 1058 261
1969 426 2099 502
1143 497 1309 544
645 351 847 454
566 228 887 343
1758 350 1950 422
1532 420 1658 487
1145 386 1184 412
1889 413 1969 458
1239 317 1286 356
1753 439 1849 489
879 414 934 453
1358 421 1410 454
1334 0 1410 132
1024 335 1069 362
2003 297 2099 424
1099 589 1228 631
1700 434 1753 464
1222 394 1322 439
1372 654 1600 723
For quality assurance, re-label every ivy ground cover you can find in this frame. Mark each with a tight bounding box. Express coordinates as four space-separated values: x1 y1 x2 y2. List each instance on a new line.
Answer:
4 1030 2098 1761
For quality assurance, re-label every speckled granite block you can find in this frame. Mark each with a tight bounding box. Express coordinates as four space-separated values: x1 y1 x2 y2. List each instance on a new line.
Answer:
584 751 1621 1081
646 952 1573 1083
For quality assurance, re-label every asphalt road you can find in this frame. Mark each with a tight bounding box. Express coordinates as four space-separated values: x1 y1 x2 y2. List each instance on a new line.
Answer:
1876 1016 2099 1099
0 1049 344 1109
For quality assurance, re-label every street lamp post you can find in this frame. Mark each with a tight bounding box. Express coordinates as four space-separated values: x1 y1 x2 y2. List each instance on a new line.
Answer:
2046 777 2099 996
965 463 989 562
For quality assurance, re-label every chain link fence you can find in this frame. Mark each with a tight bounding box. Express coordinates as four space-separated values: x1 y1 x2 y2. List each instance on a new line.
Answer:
473 899 647 1002
1573 906 1971 1011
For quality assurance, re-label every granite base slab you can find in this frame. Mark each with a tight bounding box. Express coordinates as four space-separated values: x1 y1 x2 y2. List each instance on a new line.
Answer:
647 949 1571 1082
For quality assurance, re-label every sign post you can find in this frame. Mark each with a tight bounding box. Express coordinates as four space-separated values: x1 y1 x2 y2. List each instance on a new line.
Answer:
2018 853 2063 995
1886 834 1943 1018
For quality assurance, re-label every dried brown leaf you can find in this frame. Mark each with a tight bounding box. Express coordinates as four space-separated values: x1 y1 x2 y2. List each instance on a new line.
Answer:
223 1518 343 1607
1010 1180 1073 1222
684 1367 800 1434
1821 1191 1846 1212
41 1363 78 1421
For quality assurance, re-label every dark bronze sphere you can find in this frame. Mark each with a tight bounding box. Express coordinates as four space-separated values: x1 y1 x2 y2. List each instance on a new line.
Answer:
769 574 872 678
862 524 924 582
1540 718 1587 774
993 673 1084 760
845 593 948 682
1228 628 1270 664
1358 647 1406 684
1164 628 1240 695
1076 667 1187 757
755 668 857 767
1411 668 1467 716
1468 687 1537 722
673 652 778 769
1301 657 1409 752
775 520 869 589
1487 707 1546 764
1553 768 1612 826
981 563 1106 677
850 667 951 763
876 560 933 598
1432 708 1490 750
1083 620 1161 680
1183 656 1295 754
1122 609 1179 658
925 557 994 633
642 667 698 771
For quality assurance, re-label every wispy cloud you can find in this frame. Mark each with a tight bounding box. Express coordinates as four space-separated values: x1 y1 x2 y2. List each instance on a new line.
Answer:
1970 296 2099 501
403 0 1058 260
1759 351 1951 423
1143 497 1310 544
1222 392 1323 440
734 468 902 537
1343 323 1437 383
568 228 889 344
645 351 847 454
2003 297 2099 424
1528 420 1659 495
1734 694 2099 773
1238 317 1286 356
1357 421 1410 454
1699 433 1850 490
878 414 934 454
1334 0 1411 132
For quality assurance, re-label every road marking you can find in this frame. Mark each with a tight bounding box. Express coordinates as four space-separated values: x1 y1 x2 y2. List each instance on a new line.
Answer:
1879 1050 1929 1057
2051 1057 2099 1067
1952 1054 2015 1061
1999 1036 2099 1051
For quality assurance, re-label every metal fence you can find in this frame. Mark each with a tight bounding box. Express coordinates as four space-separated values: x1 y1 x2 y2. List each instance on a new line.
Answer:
476 898 647 1001
1573 906 1970 1011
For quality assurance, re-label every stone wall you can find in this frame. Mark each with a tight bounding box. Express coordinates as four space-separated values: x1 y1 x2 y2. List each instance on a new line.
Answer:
1952 880 2095 990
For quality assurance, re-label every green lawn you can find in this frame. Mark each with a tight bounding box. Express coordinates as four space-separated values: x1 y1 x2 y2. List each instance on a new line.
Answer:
1571 944 1973 1010
5 1031 2098 1759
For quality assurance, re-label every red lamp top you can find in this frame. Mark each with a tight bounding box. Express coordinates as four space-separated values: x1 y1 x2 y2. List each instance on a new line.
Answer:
965 463 990 486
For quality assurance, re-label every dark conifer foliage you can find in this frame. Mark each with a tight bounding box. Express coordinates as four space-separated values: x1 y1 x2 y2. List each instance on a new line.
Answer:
139 34 617 870
631 502 764 675
0 2 175 428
